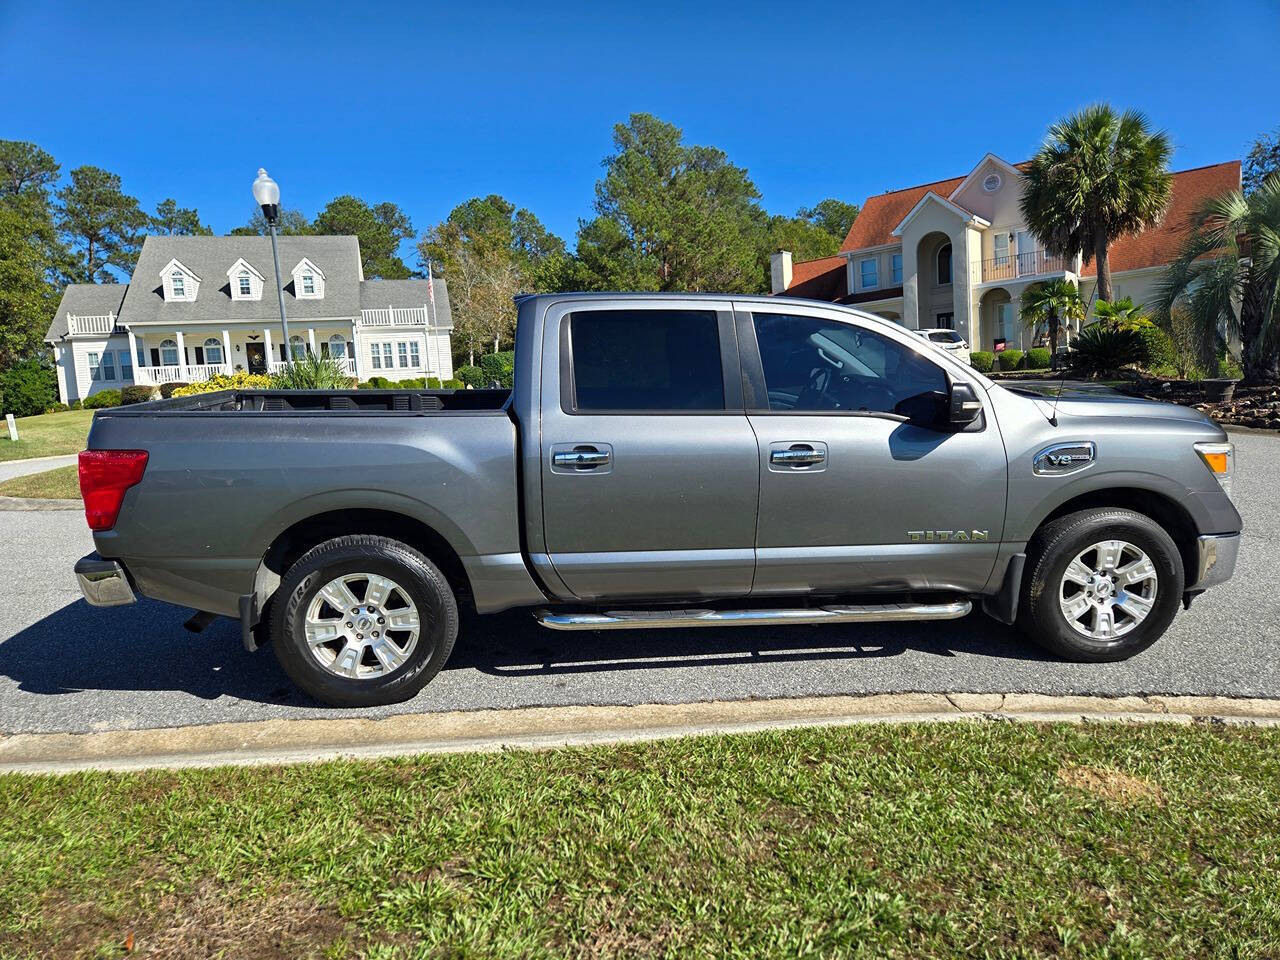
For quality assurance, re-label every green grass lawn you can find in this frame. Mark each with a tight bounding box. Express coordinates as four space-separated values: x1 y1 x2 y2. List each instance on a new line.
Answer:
0 464 80 500
0 409 93 462
2 722 1279 959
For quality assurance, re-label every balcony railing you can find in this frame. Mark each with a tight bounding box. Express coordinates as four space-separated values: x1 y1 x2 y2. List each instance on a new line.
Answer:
359 306 453 330
979 248 1069 283
67 312 120 336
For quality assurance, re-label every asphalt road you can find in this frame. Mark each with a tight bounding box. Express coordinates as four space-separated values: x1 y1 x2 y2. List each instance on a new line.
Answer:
1 431 1276 735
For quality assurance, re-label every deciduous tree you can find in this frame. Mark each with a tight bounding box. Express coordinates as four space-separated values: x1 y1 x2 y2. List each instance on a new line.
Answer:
313 195 415 278
1244 126 1280 195
229 206 312 237
150 198 211 235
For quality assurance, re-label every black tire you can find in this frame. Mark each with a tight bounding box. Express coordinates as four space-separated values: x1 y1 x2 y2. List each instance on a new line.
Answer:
271 534 459 707
1018 508 1184 662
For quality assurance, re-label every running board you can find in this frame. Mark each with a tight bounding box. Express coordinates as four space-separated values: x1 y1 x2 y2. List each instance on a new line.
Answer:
535 600 972 631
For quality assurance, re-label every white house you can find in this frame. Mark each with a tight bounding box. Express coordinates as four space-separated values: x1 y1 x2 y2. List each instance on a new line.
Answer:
771 155 1242 352
45 234 454 405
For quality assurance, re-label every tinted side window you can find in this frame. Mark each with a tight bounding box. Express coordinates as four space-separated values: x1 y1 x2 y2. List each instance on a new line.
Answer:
752 313 946 416
569 309 724 411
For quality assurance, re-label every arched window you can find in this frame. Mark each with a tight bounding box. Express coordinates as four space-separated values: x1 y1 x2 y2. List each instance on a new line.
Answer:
170 271 186 298
204 337 223 365
328 334 346 359
238 271 252 296
160 338 179 366
289 335 306 360
936 243 952 285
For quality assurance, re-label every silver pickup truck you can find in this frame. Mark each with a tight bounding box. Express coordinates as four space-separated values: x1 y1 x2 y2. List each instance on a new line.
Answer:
74 294 1241 707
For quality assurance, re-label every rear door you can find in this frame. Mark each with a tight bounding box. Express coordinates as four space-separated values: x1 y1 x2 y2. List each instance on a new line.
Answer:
537 299 759 601
736 303 1007 596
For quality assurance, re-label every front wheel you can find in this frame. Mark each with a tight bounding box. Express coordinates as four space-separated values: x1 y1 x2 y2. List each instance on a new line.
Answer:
272 535 459 707
1018 508 1184 662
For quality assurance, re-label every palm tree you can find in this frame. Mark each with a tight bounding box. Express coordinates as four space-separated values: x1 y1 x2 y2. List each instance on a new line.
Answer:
1092 296 1149 330
1020 105 1174 303
1020 279 1085 359
1155 176 1280 384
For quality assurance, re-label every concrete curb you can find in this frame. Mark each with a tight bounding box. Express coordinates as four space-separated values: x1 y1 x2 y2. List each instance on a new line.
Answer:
3 692 1279 775
0 495 80 511
0 453 80 466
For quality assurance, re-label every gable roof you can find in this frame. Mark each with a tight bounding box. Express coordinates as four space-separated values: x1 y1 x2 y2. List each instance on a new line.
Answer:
121 234 364 325
44 283 128 341
840 174 968 252
1079 160 1241 276
889 191 989 237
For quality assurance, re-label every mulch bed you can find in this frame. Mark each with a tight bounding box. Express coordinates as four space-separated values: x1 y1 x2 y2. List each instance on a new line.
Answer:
1114 381 1280 430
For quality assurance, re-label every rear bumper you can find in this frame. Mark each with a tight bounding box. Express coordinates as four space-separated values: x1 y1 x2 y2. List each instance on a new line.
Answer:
74 553 136 607
1189 533 1240 592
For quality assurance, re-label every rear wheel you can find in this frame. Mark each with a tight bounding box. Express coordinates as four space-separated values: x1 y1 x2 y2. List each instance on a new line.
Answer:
272 535 458 707
1018 508 1183 662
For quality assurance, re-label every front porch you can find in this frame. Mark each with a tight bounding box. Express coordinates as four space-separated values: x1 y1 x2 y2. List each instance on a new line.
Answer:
126 322 361 386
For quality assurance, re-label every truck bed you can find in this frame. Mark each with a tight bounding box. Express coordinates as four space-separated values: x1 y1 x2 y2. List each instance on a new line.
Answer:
104 388 513 415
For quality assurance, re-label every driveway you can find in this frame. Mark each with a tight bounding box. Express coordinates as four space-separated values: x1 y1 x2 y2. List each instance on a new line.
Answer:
0 432 1275 736
0 454 77 484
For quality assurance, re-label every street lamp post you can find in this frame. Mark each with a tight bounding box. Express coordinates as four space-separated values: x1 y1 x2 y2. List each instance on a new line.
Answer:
252 168 291 362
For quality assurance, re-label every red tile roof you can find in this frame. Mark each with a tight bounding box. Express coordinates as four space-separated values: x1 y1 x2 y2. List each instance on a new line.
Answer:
780 253 847 301
839 175 967 252
1079 161 1240 275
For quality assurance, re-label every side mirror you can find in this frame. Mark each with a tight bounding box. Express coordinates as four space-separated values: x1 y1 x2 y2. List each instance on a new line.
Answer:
948 380 983 427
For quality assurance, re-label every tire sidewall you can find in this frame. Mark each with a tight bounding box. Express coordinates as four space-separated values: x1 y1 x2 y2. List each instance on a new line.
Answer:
1028 512 1183 660
273 540 457 707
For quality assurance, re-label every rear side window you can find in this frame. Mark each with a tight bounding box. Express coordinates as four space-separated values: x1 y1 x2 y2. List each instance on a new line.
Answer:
568 309 724 411
929 331 963 343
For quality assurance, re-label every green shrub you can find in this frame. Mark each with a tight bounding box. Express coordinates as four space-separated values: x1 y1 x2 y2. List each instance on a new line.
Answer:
456 364 485 388
44 403 70 414
443 378 464 389
0 359 57 418
1137 326 1176 371
969 351 995 373
479 351 515 388
1070 324 1151 377
269 354 350 390
1020 348 1052 370
158 381 190 399
69 399 82 410
426 377 442 389
996 349 1024 371
83 389 122 409
121 385 158 405
1217 351 1244 380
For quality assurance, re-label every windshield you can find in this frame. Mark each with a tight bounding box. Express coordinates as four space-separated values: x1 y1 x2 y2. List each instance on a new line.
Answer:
928 330 964 344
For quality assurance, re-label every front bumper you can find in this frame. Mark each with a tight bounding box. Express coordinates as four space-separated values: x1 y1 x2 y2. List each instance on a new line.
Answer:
75 553 136 607
1189 533 1240 592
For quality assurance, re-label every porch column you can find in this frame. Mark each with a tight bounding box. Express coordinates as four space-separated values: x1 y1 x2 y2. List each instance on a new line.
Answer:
175 330 187 381
351 322 359 378
125 328 139 383
263 328 273 369
423 303 435 375
221 329 232 374
307 327 316 356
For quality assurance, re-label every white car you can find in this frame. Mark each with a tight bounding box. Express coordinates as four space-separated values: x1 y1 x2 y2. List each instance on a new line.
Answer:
914 328 971 365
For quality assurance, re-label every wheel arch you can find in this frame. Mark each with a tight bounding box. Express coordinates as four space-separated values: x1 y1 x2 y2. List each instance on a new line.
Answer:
253 508 474 623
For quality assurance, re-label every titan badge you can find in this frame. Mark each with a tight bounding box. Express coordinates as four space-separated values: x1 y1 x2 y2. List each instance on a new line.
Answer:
907 530 989 543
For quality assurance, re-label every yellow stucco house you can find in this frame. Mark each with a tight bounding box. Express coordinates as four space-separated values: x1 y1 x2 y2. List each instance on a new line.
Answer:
771 154 1241 353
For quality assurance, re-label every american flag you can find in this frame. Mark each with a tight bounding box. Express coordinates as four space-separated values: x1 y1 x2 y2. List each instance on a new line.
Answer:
426 262 436 326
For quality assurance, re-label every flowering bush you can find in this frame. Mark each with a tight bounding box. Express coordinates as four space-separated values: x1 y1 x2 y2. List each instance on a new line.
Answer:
172 371 272 397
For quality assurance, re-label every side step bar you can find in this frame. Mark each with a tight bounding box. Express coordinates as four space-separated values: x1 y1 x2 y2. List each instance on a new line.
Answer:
535 600 972 631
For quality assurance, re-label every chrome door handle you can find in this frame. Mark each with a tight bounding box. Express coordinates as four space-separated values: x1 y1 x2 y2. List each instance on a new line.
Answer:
770 445 825 466
553 448 611 469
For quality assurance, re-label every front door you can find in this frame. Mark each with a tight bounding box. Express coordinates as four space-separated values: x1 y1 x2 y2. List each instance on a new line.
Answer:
245 342 266 374
537 299 759 602
737 304 1006 597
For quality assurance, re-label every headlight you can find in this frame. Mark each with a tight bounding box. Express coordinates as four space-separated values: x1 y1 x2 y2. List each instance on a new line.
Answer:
1194 441 1234 500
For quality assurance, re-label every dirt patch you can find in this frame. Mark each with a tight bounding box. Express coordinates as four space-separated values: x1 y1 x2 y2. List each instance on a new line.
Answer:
18 882 365 959
1057 765 1164 806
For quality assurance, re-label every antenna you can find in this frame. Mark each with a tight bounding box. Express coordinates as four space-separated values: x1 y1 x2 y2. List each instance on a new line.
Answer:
1047 323 1072 427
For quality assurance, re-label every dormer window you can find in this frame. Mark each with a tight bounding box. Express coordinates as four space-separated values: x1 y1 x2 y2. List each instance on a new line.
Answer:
290 257 325 299
161 258 200 302
227 258 265 301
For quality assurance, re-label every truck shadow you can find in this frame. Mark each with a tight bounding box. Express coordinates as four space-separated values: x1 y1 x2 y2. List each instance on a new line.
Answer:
0 598 1051 707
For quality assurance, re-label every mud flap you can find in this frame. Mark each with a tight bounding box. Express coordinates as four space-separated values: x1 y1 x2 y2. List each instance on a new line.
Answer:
981 553 1026 625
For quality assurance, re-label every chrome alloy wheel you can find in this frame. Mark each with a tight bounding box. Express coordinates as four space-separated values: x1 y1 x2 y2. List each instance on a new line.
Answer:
1058 539 1158 641
303 573 421 679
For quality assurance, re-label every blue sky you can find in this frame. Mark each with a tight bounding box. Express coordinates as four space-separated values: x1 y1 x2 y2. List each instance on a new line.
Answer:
3 0 1279 264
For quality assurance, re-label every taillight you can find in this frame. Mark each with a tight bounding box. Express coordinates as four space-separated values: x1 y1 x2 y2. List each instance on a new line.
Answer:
78 450 149 531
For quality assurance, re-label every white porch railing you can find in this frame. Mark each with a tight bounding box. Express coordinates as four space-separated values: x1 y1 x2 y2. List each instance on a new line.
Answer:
268 357 358 377
359 306 430 326
136 363 230 385
68 312 120 336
